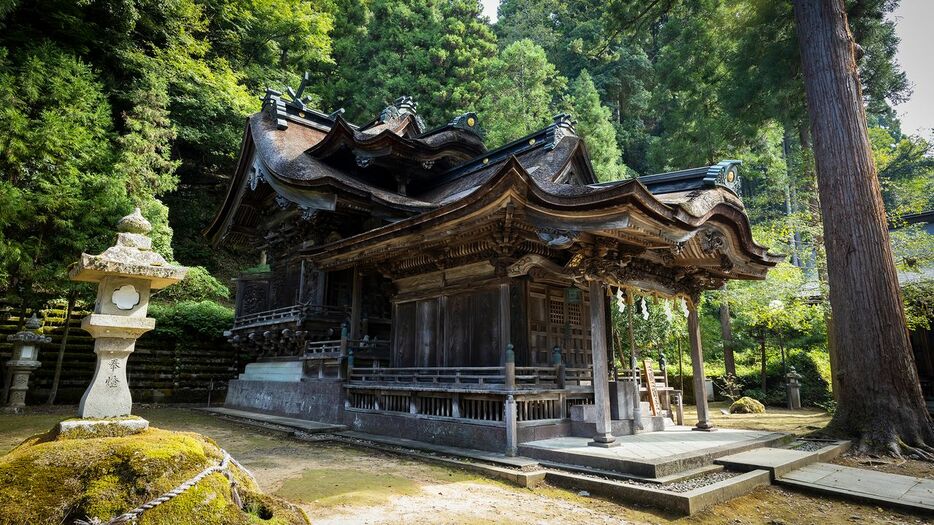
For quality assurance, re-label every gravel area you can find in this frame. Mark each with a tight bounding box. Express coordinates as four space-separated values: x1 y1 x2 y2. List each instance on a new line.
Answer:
657 471 739 492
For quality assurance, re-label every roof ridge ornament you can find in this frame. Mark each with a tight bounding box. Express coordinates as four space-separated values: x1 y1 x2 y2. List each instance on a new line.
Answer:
286 72 313 109
378 96 426 133
449 112 479 131
261 72 344 131
547 113 577 150
705 160 742 197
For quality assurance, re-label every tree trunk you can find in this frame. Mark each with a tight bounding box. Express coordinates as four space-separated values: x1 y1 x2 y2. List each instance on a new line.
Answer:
47 291 76 405
760 332 767 395
719 286 735 377
782 130 802 267
793 0 934 455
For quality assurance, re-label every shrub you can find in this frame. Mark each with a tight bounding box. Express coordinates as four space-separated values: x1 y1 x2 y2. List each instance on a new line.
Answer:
153 266 230 303
716 373 743 402
729 396 765 414
149 300 233 339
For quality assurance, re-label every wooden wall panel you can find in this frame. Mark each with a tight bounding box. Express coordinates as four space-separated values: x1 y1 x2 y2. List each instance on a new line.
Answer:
393 302 416 367
415 298 441 367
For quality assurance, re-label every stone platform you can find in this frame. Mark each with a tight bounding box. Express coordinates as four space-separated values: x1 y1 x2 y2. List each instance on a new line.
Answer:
518 427 788 478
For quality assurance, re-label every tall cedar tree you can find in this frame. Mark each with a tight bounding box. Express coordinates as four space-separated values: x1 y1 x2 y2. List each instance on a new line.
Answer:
479 39 566 148
568 70 623 181
323 0 496 126
793 0 934 456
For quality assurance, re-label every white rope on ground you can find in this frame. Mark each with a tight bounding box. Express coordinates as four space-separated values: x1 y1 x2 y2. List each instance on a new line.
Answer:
74 448 246 525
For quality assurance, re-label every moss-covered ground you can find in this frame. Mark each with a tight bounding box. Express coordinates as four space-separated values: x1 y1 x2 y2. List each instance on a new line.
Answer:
0 409 306 525
683 401 832 435
0 406 928 525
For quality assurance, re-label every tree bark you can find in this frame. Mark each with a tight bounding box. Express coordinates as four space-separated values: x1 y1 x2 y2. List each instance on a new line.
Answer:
793 0 934 455
760 332 767 395
719 286 735 377
47 291 76 405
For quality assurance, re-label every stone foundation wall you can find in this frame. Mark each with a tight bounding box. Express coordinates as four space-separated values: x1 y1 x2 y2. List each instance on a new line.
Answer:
225 379 345 424
225 378 579 452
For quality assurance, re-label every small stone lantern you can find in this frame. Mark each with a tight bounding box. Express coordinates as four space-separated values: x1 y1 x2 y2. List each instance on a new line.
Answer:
69 208 187 422
5 315 50 409
786 366 802 410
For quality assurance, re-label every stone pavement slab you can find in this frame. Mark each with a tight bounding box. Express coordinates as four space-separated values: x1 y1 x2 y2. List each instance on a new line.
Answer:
778 462 934 514
715 447 819 479
197 406 346 433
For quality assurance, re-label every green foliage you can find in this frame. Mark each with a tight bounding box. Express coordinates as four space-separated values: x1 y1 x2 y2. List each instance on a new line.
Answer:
568 70 623 181
114 74 180 200
869 125 934 216
479 39 566 148
154 266 230 304
495 0 564 51
322 0 497 126
903 280 934 332
149 300 234 339
0 44 129 296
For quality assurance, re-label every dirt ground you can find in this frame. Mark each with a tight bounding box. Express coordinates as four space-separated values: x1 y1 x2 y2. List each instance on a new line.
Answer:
0 406 929 525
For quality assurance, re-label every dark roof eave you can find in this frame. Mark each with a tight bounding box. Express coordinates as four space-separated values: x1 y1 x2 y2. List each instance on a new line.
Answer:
302 156 778 266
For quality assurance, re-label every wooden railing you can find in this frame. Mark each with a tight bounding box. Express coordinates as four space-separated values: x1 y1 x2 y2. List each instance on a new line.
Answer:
345 385 594 424
233 303 349 329
233 304 303 328
348 366 507 386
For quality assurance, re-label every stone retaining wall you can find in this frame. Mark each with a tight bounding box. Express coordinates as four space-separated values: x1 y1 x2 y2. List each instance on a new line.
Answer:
0 303 241 405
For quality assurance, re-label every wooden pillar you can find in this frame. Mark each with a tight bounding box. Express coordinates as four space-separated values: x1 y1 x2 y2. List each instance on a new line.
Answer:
350 266 363 341
588 280 618 447
499 282 511 364
688 299 715 431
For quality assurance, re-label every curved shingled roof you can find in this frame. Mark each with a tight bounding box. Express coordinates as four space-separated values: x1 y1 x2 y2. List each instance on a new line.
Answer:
206 85 782 282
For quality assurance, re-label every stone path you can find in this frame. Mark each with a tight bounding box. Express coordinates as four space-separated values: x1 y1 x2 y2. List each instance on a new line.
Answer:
197 407 346 433
718 446 934 514
779 462 934 513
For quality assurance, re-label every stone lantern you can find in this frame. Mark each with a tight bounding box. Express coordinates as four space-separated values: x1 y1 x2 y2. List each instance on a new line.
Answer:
69 208 187 421
4 314 50 409
786 366 802 410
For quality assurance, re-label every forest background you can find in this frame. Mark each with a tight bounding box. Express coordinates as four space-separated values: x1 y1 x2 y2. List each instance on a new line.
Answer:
0 0 931 407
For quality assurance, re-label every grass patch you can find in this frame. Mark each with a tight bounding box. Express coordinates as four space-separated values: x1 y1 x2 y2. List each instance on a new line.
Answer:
684 401 830 436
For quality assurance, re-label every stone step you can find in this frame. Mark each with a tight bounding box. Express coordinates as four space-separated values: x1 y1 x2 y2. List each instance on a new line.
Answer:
715 447 821 480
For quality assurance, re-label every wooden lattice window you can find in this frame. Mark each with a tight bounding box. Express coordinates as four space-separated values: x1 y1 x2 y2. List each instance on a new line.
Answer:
549 298 564 325
566 303 582 326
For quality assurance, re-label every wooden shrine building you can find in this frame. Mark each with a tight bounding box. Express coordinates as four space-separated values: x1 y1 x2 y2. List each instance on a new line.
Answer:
207 77 782 452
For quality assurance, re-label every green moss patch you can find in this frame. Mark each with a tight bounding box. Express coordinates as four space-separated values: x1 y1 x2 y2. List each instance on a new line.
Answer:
0 425 307 525
275 467 422 508
730 396 767 414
